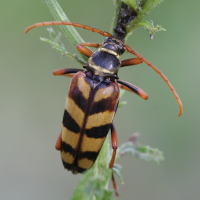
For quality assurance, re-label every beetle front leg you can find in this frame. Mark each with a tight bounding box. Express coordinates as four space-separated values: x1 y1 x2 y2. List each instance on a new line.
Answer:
53 68 83 77
77 43 102 57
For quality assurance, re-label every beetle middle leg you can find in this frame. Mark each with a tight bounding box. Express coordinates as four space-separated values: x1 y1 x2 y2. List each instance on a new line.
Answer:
124 44 183 116
117 80 148 100
121 57 143 67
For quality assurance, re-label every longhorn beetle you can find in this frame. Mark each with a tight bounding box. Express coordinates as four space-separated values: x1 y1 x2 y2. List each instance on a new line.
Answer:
25 21 183 192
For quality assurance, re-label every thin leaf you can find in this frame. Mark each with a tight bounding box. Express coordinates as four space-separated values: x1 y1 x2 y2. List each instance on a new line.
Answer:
40 37 85 65
118 88 127 108
140 0 164 14
122 0 142 13
130 19 166 39
116 133 164 163
111 0 165 41
40 27 85 65
71 169 114 200
118 101 127 108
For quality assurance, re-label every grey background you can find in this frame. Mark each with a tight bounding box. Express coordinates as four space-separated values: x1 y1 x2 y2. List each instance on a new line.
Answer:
1 0 200 199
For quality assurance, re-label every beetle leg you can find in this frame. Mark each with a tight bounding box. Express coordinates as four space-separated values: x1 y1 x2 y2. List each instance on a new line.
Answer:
112 173 119 196
109 123 118 168
121 57 143 67
55 131 62 151
117 80 148 100
53 68 83 77
77 43 102 57
109 123 119 196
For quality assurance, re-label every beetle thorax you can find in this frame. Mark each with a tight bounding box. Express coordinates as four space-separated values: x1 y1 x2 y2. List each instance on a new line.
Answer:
85 37 125 78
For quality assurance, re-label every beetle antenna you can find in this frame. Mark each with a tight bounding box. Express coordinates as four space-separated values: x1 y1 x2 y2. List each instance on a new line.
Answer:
25 21 112 37
124 44 183 117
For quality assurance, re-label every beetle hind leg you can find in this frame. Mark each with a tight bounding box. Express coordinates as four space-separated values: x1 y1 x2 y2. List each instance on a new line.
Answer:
109 123 118 168
55 131 62 151
109 123 119 196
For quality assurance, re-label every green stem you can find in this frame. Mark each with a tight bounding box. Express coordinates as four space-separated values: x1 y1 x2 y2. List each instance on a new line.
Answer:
111 0 165 41
45 0 87 61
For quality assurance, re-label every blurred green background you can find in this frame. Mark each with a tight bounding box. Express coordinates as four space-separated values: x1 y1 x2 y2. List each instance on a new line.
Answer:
1 0 200 199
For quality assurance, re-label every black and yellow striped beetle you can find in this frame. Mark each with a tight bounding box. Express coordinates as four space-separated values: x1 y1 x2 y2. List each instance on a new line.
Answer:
25 21 183 184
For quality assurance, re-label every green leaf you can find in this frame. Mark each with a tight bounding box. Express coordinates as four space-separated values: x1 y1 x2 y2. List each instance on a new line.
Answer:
122 0 142 13
116 133 164 163
118 101 127 108
40 27 85 65
126 0 165 36
140 0 164 14
112 0 165 41
118 88 127 108
119 88 126 99
131 20 166 39
71 169 114 200
137 145 165 163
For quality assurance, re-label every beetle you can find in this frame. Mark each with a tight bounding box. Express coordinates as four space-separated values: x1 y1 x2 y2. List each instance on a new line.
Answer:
25 21 183 187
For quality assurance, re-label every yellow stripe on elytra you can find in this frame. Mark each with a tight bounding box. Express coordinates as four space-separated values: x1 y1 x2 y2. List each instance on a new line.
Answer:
86 111 115 129
61 151 74 164
81 134 105 152
77 76 91 100
61 126 80 149
78 158 94 169
94 85 114 102
65 97 85 128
